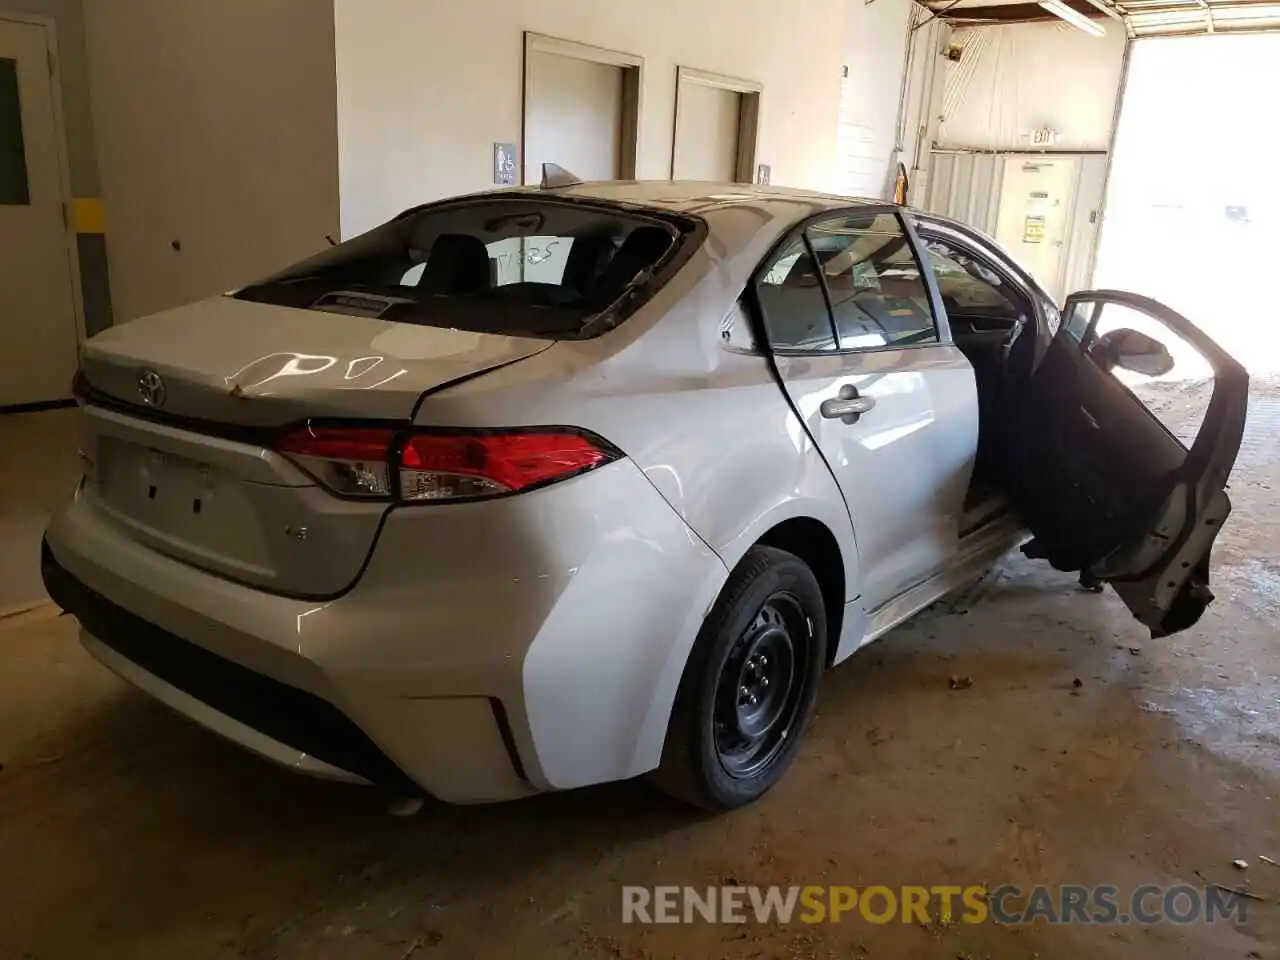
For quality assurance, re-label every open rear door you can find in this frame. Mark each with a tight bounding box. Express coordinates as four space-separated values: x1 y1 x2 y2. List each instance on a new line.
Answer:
1009 290 1248 637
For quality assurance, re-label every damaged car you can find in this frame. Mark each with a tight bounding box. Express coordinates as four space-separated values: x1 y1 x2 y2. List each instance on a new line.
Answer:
43 177 1248 811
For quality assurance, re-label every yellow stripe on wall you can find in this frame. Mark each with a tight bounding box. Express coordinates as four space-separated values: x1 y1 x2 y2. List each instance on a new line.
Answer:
72 197 105 234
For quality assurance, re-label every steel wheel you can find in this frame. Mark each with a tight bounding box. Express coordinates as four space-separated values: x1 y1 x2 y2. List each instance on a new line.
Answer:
711 592 811 779
651 545 827 811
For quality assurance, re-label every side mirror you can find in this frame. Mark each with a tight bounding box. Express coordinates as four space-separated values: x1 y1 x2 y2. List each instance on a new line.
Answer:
1092 328 1175 377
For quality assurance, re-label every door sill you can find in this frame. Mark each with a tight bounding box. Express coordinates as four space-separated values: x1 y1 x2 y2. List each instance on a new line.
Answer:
959 494 1013 539
860 512 1028 647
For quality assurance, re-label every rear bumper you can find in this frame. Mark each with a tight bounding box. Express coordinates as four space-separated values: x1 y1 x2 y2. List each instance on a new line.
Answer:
42 544 418 790
42 458 729 802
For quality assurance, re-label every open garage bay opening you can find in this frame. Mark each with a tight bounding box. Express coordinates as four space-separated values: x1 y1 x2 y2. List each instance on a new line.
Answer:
1094 33 1280 375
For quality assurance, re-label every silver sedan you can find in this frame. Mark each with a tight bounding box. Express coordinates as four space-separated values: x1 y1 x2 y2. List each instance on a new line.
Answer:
43 180 1248 810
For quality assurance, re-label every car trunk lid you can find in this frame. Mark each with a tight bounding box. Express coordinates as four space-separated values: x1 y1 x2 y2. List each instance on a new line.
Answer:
79 295 551 425
75 295 553 596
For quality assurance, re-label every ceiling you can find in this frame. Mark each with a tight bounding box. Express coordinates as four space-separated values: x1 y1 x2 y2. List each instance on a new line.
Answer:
920 0 1280 36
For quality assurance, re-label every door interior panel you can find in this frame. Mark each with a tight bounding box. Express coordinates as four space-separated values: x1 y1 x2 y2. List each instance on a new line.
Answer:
948 311 1019 383
1009 289 1248 637
1013 332 1186 571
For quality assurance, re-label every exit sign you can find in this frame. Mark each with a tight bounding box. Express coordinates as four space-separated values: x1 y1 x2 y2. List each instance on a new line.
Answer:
1030 127 1058 147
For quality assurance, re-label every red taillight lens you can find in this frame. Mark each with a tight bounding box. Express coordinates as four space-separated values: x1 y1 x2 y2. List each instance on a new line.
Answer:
275 425 397 499
273 425 618 502
399 431 617 501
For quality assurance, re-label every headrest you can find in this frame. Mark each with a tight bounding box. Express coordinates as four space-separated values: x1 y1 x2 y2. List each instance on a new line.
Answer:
419 234 492 294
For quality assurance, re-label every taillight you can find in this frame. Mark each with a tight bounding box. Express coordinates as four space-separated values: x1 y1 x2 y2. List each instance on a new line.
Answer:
273 424 620 502
275 426 396 499
399 431 616 501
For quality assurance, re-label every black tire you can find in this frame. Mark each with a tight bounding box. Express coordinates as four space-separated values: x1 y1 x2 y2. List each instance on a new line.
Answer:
650 545 827 811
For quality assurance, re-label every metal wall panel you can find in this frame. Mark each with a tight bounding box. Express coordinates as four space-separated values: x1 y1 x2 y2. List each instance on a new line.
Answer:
921 150 1004 235
923 149 1108 301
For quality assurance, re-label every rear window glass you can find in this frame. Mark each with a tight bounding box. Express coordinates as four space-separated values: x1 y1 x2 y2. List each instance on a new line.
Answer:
232 198 699 339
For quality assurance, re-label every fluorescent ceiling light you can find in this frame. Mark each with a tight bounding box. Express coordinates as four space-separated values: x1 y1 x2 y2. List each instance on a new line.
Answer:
1076 0 1126 21
1039 0 1108 35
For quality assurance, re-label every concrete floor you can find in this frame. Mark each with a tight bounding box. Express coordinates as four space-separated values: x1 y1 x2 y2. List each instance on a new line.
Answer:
1 386 1277 960
0 407 81 610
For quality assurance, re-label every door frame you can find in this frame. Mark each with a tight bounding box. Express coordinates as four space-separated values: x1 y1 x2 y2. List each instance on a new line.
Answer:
0 12 86 350
669 66 762 183
520 32 644 185
1091 37 1134 287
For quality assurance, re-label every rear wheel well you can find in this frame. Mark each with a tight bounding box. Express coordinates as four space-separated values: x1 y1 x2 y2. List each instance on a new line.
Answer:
756 518 845 666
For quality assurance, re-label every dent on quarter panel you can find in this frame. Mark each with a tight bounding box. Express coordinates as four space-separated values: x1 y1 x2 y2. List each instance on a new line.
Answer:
518 460 729 789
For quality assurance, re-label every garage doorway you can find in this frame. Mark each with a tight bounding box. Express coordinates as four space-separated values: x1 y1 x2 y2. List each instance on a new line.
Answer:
0 16 81 408
522 33 642 185
670 67 761 182
1094 34 1280 373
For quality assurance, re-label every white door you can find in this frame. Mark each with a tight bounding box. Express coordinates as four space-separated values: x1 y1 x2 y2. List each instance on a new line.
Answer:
524 51 623 184
673 80 740 181
0 18 79 406
994 156 1080 302
754 210 977 614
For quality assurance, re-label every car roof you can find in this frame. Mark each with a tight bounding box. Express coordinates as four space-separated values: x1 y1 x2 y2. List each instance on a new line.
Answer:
550 180 890 212
911 209 985 235
528 179 885 215
465 180 898 267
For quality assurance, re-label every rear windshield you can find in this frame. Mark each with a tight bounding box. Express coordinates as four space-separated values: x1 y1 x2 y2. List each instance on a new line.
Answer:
232 196 701 339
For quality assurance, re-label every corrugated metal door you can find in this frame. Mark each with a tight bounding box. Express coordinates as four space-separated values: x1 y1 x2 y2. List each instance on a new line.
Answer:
922 151 1005 235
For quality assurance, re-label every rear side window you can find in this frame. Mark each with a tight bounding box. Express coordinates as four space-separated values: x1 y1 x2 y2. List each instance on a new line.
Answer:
921 236 1025 322
233 198 698 339
806 212 937 349
754 239 838 352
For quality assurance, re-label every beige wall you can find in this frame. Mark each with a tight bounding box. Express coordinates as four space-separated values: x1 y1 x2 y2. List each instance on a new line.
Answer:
836 0 916 199
333 0 846 237
523 50 624 184
940 22 1126 151
84 0 340 322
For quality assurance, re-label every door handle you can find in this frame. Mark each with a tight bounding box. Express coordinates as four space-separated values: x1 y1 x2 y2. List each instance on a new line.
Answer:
820 386 875 423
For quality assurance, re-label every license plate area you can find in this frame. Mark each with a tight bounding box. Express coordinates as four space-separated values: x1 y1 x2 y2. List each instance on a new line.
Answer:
94 437 275 570
135 448 214 517
102 443 225 519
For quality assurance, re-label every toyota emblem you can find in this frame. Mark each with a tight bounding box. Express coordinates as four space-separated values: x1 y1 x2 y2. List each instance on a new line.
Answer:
137 369 166 408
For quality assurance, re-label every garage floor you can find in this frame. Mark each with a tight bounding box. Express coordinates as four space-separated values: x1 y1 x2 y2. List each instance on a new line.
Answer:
2 385 1278 960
